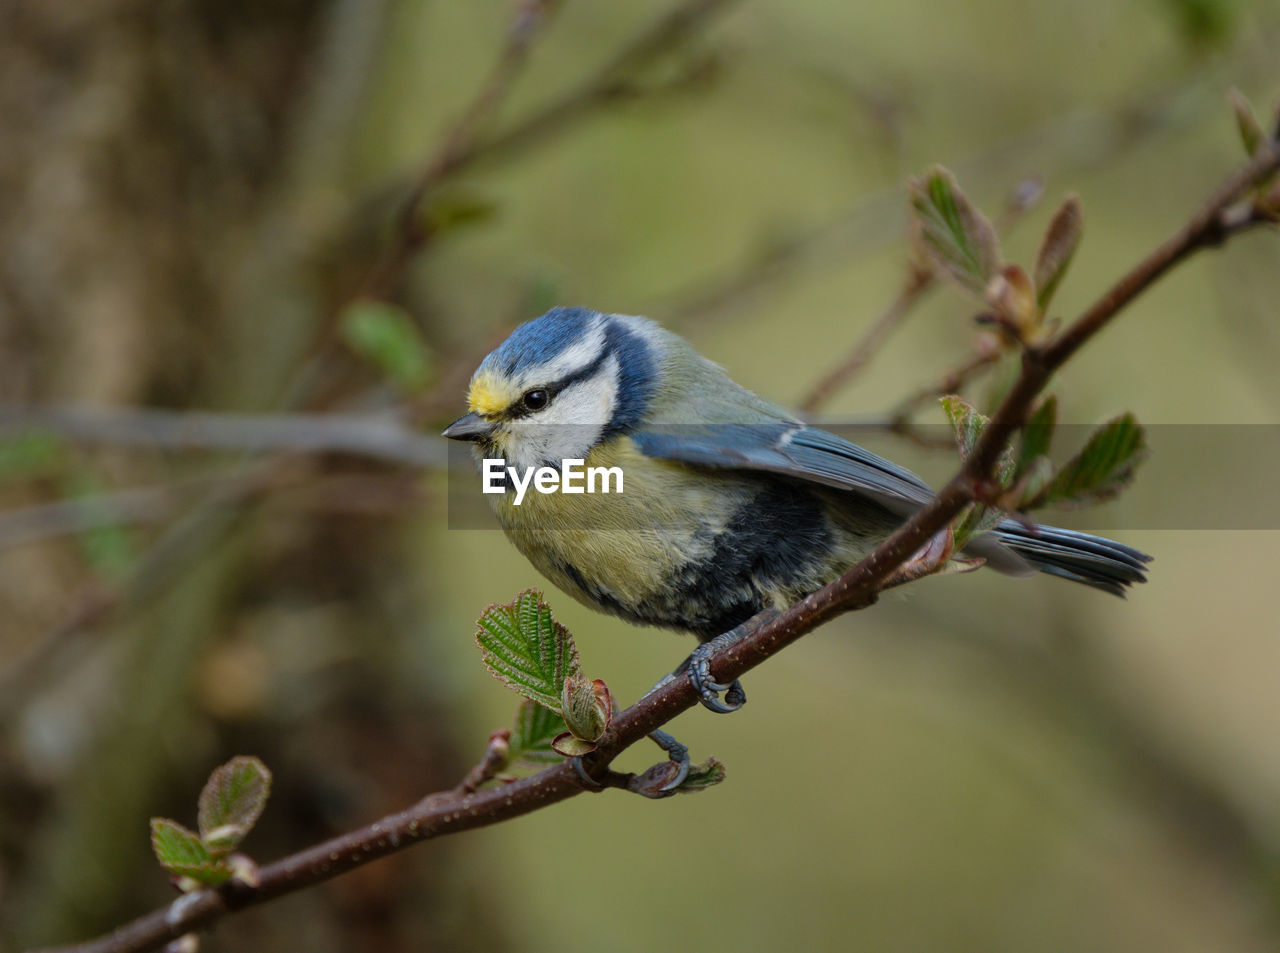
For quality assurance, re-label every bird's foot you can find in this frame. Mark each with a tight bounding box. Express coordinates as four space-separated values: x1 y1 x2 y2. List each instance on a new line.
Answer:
680 609 779 713
570 728 691 797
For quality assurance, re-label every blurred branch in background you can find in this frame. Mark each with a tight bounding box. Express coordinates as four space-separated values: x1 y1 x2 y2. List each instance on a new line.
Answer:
664 34 1278 332
795 177 1043 416
364 0 742 298
0 407 446 469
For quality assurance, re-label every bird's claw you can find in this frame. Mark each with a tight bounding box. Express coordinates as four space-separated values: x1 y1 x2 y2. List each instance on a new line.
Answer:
688 639 747 713
571 755 603 789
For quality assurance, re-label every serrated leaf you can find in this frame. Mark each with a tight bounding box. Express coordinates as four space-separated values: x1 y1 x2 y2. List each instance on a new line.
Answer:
1228 88 1264 158
1045 413 1148 508
475 590 580 711
675 757 727 793
150 818 227 883
197 756 272 854
1017 396 1057 475
340 300 433 392
510 699 569 766
908 167 1001 296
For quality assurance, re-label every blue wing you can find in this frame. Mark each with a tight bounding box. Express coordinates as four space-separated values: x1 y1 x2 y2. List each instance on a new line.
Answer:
631 421 1151 593
631 422 934 516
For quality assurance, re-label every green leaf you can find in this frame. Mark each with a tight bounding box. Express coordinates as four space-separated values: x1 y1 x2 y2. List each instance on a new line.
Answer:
675 757 727 794
150 818 227 883
0 430 63 479
1017 396 1057 476
509 699 569 766
940 395 1016 484
197 756 272 855
1228 88 1264 159
61 471 136 581
908 167 1001 297
340 300 434 392
1034 195 1082 311
420 190 499 235
475 590 581 711
941 395 1016 548
1044 413 1149 507
941 395 985 459
953 501 1006 549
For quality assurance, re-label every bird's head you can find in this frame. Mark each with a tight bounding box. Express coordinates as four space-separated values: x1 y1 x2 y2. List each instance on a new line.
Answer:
443 307 658 471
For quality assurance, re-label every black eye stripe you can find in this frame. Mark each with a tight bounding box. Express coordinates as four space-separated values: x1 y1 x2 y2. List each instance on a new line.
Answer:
505 347 611 419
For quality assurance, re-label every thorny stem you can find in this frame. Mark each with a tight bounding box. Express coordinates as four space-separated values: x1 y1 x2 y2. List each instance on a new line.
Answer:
37 141 1280 953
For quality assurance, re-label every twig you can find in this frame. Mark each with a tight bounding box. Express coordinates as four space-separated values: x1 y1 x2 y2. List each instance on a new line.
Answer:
365 0 741 296
366 0 561 295
795 178 1043 415
455 0 739 171
37 139 1280 953
796 267 933 414
0 460 305 724
0 483 190 550
885 342 1004 425
0 407 447 468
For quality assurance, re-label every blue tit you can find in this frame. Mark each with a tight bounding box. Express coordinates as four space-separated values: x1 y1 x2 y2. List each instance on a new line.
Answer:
444 306 1150 713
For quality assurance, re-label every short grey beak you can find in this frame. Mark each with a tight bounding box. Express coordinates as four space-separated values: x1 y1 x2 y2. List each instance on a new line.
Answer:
442 412 496 442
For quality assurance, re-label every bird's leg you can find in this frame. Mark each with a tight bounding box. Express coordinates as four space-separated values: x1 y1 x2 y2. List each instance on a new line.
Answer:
647 728 690 791
571 729 691 796
681 608 780 714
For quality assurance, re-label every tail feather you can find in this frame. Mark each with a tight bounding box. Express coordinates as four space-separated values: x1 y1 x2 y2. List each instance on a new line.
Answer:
988 520 1151 597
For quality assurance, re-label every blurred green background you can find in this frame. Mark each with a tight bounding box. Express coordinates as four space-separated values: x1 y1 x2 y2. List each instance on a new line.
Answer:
2 1 1280 950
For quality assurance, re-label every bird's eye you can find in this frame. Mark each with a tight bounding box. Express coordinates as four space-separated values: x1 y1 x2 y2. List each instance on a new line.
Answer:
521 389 550 412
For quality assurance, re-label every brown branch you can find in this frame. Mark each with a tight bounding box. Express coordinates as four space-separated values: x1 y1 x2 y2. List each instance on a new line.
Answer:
34 143 1280 953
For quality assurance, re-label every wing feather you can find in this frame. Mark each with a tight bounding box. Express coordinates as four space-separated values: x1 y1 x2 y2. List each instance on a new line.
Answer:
632 423 933 515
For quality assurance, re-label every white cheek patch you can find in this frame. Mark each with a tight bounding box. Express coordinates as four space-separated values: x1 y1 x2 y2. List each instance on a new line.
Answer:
507 356 619 471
